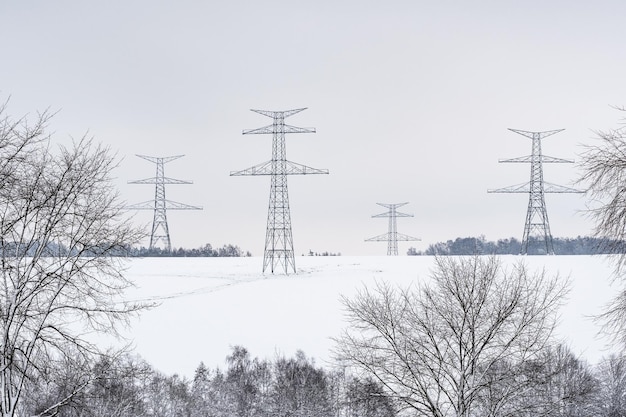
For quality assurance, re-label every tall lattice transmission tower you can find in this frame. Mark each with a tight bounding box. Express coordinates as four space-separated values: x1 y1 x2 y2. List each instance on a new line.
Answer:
366 203 420 256
231 108 328 274
488 129 582 255
128 154 202 252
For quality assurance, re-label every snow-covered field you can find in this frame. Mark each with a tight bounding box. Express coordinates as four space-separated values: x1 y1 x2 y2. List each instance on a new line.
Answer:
117 255 619 377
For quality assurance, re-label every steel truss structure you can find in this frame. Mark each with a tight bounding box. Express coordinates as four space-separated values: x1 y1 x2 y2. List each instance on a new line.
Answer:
366 203 420 256
127 154 202 252
488 129 582 255
231 108 328 274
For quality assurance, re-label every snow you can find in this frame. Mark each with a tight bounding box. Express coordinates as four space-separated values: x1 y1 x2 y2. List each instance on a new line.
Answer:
116 255 619 377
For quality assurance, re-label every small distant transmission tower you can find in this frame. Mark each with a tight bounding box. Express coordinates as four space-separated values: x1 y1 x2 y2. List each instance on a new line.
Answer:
231 108 328 274
128 155 202 252
488 129 582 255
366 203 420 255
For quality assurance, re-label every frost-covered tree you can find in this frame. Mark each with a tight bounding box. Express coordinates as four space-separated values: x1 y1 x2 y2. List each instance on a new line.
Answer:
578 109 626 345
578 108 626 262
336 256 569 417
224 346 261 417
145 372 191 417
190 362 212 417
595 354 626 417
270 351 331 417
499 345 599 417
0 101 146 417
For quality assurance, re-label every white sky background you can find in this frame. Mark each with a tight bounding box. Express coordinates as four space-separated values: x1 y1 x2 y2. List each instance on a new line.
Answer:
2 1 626 256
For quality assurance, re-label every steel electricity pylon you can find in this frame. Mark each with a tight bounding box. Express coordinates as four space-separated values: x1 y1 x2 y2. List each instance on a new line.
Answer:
231 108 328 274
127 154 202 252
488 129 582 255
366 203 420 256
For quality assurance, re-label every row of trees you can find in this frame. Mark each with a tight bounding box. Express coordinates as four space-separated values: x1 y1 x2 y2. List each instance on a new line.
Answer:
16 343 626 417
129 243 251 257
408 235 617 256
20 347 395 417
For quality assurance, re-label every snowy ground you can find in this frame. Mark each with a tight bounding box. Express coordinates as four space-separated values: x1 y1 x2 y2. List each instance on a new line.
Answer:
115 255 619 377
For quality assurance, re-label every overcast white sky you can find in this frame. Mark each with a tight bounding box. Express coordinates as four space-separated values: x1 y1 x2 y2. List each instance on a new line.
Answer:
2 1 625 256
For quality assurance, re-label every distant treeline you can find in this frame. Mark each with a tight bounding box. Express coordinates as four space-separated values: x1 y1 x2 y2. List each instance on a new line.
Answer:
0 241 251 258
305 249 341 256
408 236 623 256
22 346 394 417
129 243 251 257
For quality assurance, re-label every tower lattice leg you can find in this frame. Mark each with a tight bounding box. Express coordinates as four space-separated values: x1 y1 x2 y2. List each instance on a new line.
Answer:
263 160 295 274
521 190 553 255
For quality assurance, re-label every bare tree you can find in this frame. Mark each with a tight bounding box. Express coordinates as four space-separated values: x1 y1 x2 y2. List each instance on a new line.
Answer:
0 102 147 417
335 256 569 417
577 108 626 262
577 108 626 345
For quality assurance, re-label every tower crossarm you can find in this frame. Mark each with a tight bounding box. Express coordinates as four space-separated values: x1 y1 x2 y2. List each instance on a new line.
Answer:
243 125 316 135
128 177 193 185
376 202 408 209
396 233 421 241
125 200 157 210
251 108 307 119
231 160 328 176
488 182 531 193
499 155 575 163
230 160 273 176
365 233 393 242
372 203 413 218
135 154 185 164
125 200 203 210
543 182 584 193
489 181 583 194
283 161 328 175
508 128 565 139
162 200 203 210
372 212 413 218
